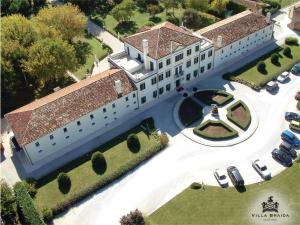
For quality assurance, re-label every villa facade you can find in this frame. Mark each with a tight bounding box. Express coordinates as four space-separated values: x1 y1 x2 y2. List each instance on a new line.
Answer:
5 10 274 165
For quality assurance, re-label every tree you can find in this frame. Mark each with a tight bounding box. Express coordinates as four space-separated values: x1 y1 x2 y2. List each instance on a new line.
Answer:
0 180 17 225
120 209 145 225
111 0 136 23
182 8 199 29
147 4 161 18
34 3 87 42
57 172 71 193
211 0 229 12
283 46 291 57
184 0 209 12
91 152 107 174
270 53 279 64
127 133 140 152
257 61 266 73
22 38 78 83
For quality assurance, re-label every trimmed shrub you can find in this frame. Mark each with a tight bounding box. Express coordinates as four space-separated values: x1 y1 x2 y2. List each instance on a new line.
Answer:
24 178 37 198
1 180 17 225
257 61 266 73
91 152 107 174
13 182 45 225
190 182 202 189
285 37 298 46
283 47 291 57
159 133 169 147
41 208 53 223
57 173 71 194
127 134 141 152
120 209 145 225
226 100 251 130
271 53 279 65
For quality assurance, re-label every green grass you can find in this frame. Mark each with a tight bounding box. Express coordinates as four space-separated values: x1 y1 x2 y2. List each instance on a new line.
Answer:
73 34 110 80
275 0 299 7
149 162 300 225
179 97 203 127
228 45 300 89
34 126 160 211
91 7 183 38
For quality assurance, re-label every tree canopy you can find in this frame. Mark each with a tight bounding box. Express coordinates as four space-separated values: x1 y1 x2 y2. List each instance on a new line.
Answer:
111 0 136 23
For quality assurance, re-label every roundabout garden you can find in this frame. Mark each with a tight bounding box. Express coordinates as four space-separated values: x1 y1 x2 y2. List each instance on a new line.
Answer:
175 89 257 146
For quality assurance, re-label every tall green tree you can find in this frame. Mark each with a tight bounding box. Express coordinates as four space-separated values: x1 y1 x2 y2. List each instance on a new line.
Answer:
147 4 161 18
22 38 78 83
211 0 229 12
0 180 17 225
111 0 136 23
34 3 87 42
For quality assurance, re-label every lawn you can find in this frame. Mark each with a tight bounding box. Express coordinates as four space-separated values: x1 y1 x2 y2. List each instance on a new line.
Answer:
275 0 299 7
34 124 161 212
91 7 183 38
73 34 110 80
149 162 300 225
179 97 203 127
226 44 300 89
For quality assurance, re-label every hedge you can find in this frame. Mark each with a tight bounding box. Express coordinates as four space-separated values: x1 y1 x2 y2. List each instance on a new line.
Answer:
194 90 234 106
193 120 238 140
222 73 261 91
50 141 165 215
285 37 299 46
226 100 251 130
179 97 203 126
13 182 45 225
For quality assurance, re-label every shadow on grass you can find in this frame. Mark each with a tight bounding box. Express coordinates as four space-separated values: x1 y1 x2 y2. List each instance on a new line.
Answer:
150 16 162 23
128 144 141 154
92 162 107 175
235 185 246 193
114 21 138 35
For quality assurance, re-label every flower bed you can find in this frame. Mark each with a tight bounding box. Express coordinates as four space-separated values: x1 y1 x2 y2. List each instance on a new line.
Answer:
194 90 234 106
193 120 238 140
179 97 203 127
226 100 251 130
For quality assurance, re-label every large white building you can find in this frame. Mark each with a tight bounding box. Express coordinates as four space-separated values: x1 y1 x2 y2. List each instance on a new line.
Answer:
5 10 274 165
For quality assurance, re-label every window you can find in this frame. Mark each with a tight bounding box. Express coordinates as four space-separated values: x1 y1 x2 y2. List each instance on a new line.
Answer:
239 41 241 45
126 105 129 108
103 108 106 113
151 77 157 85
125 97 128 101
159 87 164 95
158 74 164 81
166 83 171 91
201 53 205 61
166 58 171 65
63 128 68 133
200 66 204 73
187 49 192 55
140 83 146 91
65 136 69 139
159 62 163 69
153 90 157 98
207 63 212 70
79 129 82 132
193 70 198 77
113 112 116 114
52 143 56 146
221 49 224 54
195 45 199 52
49 135 54 140
186 73 191 81
194 57 199 64
77 121 81 126
133 93 136 98
230 45 233 49
38 150 43 153
141 96 146 104
92 122 95 125
104 116 108 119
90 114 94 119
150 61 154 70
166 70 171 78
112 103 115 108
175 53 183 62
35 142 40 147
134 101 136 104
186 60 191 68
175 65 182 75
208 50 213 57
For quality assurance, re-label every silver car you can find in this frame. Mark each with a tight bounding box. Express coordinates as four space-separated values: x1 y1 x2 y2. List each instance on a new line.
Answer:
252 159 271 180
214 169 229 187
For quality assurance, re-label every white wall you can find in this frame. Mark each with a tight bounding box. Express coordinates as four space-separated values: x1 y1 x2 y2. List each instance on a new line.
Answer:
24 90 138 163
214 24 274 67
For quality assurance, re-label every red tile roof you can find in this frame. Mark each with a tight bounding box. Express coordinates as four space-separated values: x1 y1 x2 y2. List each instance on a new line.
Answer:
124 22 201 59
197 10 273 50
5 69 136 146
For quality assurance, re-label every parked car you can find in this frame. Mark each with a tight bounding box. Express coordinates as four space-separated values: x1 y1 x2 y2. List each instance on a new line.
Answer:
281 130 300 147
290 120 300 132
266 81 278 92
251 159 271 180
291 62 300 74
214 169 229 187
295 91 300 100
277 71 289 83
227 166 244 187
271 148 293 167
279 141 297 158
285 112 300 122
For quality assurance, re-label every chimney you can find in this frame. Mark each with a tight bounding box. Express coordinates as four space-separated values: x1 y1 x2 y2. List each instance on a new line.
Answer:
114 80 122 96
266 12 271 23
142 39 149 70
217 35 223 48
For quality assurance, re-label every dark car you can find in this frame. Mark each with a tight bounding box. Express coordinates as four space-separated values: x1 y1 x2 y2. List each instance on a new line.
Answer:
295 91 300 101
285 112 300 122
279 142 297 158
227 166 244 187
271 148 292 167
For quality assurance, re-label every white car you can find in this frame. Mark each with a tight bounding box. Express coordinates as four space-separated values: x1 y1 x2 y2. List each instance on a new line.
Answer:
277 71 289 83
252 159 271 180
214 169 229 187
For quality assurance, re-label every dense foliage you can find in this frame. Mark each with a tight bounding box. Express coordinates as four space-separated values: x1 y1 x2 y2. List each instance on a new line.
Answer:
13 182 45 225
262 0 281 15
257 61 266 73
0 0 46 17
120 209 145 225
57 173 71 194
41 207 53 223
23 178 37 198
1 180 17 225
91 152 107 174
285 37 299 46
127 134 141 152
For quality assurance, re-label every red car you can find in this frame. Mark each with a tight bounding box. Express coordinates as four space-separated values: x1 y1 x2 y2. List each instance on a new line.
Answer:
295 91 300 100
